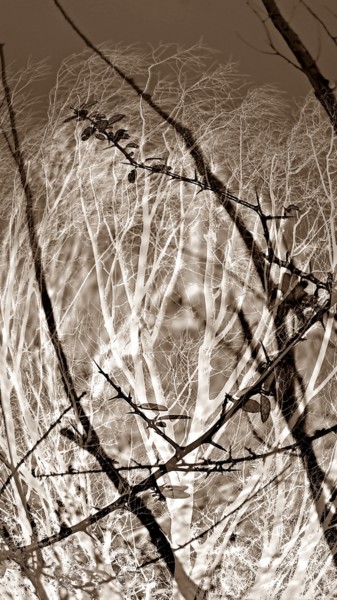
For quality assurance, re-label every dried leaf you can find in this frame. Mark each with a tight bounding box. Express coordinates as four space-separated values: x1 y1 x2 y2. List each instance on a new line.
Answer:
126 142 139 149
107 113 125 126
95 132 108 141
155 421 167 427
81 126 95 141
139 403 168 411
128 169 137 184
114 128 129 143
90 112 106 121
94 119 108 132
63 115 77 123
260 395 271 423
242 399 260 413
151 164 166 173
159 414 191 421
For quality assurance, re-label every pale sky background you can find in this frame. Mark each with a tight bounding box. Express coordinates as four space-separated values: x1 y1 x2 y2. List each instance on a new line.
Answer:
1 0 336 115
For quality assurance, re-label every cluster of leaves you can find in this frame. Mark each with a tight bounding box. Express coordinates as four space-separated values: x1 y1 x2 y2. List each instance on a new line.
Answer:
242 395 271 423
64 100 140 176
63 101 190 187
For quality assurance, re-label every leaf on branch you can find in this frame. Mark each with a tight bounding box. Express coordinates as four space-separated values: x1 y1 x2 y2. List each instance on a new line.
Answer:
63 115 77 123
114 128 129 143
260 395 271 423
95 132 108 141
90 112 107 121
81 126 95 141
242 399 260 414
107 113 125 126
60 427 77 440
159 485 190 499
94 119 109 132
128 169 137 184
59 523 72 536
126 142 139 149
155 421 167 427
139 402 168 411
157 414 191 421
150 164 167 173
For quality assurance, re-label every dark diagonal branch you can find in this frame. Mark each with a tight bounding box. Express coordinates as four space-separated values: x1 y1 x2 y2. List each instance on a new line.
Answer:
53 0 271 287
0 44 200 599
260 0 337 133
50 4 337 577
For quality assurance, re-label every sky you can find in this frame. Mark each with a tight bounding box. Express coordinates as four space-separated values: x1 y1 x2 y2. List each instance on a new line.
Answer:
1 0 336 114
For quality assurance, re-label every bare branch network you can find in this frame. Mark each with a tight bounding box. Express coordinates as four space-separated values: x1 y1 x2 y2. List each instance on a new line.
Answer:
0 1 337 597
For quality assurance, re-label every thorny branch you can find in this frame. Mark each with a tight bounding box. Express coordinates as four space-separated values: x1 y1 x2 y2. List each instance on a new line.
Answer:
0 44 199 598
0 2 336 593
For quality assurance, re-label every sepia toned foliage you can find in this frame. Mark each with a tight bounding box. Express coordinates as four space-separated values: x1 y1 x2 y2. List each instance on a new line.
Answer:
0 33 337 599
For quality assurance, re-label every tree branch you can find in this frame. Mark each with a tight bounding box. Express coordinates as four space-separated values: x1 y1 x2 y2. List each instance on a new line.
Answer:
260 0 337 132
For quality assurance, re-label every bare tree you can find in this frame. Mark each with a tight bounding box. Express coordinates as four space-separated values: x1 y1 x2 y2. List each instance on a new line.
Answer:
0 4 336 598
